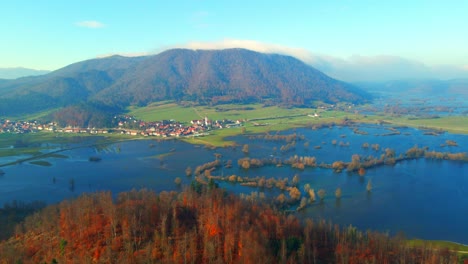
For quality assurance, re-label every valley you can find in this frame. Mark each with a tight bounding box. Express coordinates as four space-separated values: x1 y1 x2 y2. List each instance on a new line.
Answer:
1 49 467 263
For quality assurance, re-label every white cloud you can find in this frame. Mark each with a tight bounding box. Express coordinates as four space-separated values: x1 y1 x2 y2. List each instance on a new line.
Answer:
99 39 468 82
169 39 468 81
75 20 105 28
97 52 149 58
172 39 316 62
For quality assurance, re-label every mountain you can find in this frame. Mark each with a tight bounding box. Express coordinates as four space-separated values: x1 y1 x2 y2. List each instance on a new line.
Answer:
0 49 371 122
92 49 370 108
0 67 50 79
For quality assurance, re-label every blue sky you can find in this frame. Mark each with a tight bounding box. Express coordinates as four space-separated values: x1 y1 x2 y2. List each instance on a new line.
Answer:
1 0 467 80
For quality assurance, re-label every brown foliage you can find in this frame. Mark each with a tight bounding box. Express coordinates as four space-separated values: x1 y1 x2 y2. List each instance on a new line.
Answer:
0 189 457 263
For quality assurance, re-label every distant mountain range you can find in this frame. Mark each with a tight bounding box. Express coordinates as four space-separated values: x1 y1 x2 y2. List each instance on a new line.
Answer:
0 67 50 79
355 79 468 96
0 49 371 125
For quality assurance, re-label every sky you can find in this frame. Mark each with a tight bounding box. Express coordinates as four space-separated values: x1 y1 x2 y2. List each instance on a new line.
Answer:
1 0 467 81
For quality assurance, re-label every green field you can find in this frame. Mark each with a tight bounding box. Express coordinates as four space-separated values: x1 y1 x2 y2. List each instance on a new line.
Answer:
0 132 137 163
129 102 353 146
407 239 468 260
2 103 466 151
129 101 468 146
128 101 348 124
374 116 468 134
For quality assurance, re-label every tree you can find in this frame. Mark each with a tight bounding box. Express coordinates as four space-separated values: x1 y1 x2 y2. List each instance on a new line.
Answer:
288 187 301 202
308 189 316 202
317 189 326 201
332 161 346 173
385 148 395 158
69 178 75 192
292 174 300 186
0 188 458 263
241 160 250 170
276 193 286 204
358 167 366 176
335 187 342 199
347 154 361 172
297 197 308 211
185 166 192 177
174 177 182 185
242 144 249 154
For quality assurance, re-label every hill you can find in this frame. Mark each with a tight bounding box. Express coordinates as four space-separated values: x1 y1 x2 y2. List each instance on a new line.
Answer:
0 188 457 263
0 49 371 124
0 67 50 79
92 49 370 108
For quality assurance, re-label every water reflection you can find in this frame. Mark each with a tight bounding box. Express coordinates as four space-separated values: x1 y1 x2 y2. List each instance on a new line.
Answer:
0 124 467 243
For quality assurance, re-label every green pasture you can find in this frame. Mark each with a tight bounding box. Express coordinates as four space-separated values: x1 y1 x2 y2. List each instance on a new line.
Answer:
384 116 468 134
407 239 468 260
128 102 340 124
2 102 466 152
129 101 468 146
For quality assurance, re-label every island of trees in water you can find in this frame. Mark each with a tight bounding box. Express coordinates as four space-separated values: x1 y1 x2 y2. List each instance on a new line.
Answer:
0 187 459 263
184 129 466 212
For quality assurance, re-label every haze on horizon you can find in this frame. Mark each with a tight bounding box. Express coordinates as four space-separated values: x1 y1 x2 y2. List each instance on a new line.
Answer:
1 0 467 82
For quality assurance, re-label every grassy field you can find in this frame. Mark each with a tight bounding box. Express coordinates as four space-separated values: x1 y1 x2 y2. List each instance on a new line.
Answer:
376 116 468 134
128 102 347 124
407 239 468 260
0 132 138 161
128 102 468 146
129 102 353 146
2 103 466 151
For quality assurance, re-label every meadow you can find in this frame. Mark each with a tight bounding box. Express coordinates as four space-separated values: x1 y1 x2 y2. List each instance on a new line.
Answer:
128 102 468 146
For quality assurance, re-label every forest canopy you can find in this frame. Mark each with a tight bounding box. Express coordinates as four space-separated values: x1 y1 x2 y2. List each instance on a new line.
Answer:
0 187 457 263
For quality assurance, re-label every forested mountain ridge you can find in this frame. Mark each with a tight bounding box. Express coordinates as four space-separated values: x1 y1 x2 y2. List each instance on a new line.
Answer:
0 49 371 121
92 49 370 108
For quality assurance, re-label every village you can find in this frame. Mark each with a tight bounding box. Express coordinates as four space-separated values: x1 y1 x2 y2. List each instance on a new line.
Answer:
0 115 243 138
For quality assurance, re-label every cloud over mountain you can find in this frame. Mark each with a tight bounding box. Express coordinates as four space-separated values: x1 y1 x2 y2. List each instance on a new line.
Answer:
172 39 468 82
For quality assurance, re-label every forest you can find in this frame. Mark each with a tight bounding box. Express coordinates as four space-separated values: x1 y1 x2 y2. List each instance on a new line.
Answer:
0 186 459 263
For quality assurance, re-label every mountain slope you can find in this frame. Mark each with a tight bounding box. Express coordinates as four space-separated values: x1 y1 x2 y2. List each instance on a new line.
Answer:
0 56 145 115
0 49 370 118
93 49 369 107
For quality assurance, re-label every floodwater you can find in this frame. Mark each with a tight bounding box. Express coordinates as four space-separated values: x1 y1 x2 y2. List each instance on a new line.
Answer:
0 124 467 243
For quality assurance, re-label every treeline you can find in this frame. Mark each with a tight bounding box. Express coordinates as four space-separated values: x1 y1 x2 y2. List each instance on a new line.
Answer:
0 188 457 263
233 155 318 172
229 146 467 175
248 133 304 143
233 146 466 176
52 103 114 128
